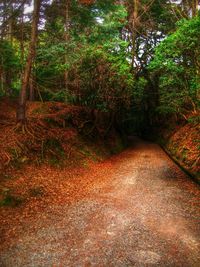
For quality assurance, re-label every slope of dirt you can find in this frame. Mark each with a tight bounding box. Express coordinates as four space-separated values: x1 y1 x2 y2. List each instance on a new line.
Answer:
159 117 200 181
0 138 199 267
0 99 124 174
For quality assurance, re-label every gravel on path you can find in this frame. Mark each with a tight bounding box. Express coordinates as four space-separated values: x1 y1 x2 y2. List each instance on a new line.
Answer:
0 138 200 267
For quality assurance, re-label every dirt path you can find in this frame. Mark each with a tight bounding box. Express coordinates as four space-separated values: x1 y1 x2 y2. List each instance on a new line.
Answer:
0 138 200 267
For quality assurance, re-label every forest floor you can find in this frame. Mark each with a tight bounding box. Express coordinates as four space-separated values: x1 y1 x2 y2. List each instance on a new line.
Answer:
0 138 200 267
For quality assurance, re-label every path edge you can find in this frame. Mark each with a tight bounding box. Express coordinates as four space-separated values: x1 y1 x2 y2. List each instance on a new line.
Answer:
160 144 200 186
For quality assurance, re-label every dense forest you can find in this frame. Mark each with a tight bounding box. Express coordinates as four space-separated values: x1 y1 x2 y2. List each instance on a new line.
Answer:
0 0 199 176
0 0 199 126
0 1 200 266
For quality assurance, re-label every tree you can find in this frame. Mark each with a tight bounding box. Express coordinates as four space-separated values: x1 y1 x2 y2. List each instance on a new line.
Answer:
16 0 41 124
148 15 200 118
0 0 198 130
64 0 70 90
0 40 20 96
124 0 175 75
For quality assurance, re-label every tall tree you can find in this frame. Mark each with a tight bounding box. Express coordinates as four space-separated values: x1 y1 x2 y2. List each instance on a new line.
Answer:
16 0 41 124
130 0 139 71
64 0 70 90
171 0 200 18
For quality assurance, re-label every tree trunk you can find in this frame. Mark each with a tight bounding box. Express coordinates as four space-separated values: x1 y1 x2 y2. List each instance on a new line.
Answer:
131 0 139 71
29 75 35 101
16 0 41 123
192 0 199 17
64 0 70 90
20 3 25 68
0 66 5 94
8 3 13 43
0 0 7 39
5 72 12 96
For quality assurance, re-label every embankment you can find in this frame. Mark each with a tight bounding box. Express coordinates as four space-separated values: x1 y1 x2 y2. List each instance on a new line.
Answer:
0 99 124 175
158 116 200 182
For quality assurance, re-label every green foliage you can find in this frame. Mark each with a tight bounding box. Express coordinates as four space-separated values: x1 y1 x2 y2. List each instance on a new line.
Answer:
0 0 199 133
67 44 134 111
88 4 127 44
187 115 200 124
0 189 23 207
43 138 65 166
34 0 165 132
133 77 148 104
0 41 19 71
0 40 20 95
35 2 134 112
149 16 200 116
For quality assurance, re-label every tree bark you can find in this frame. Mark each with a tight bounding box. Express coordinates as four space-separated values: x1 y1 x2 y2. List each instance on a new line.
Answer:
131 0 139 71
8 3 13 43
16 0 41 123
29 75 35 101
20 2 25 68
5 72 12 96
192 0 199 17
64 0 70 91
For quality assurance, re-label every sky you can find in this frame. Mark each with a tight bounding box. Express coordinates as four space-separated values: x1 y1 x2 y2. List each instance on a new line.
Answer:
24 2 33 15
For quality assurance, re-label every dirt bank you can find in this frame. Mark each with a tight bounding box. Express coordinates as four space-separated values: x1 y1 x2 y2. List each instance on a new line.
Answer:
158 117 200 182
0 99 124 174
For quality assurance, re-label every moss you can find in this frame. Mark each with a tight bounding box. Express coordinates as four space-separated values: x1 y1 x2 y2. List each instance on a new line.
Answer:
0 193 24 207
181 148 188 162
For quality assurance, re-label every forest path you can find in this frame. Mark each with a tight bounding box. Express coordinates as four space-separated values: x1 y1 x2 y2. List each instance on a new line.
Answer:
0 138 200 267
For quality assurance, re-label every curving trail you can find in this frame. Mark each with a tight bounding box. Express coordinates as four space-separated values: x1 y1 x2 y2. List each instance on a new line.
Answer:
0 138 200 266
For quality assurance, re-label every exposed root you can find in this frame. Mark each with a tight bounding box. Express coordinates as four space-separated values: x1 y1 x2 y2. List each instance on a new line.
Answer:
4 152 11 165
13 122 27 134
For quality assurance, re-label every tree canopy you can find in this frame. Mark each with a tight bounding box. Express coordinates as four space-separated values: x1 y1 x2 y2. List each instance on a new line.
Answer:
0 0 199 128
